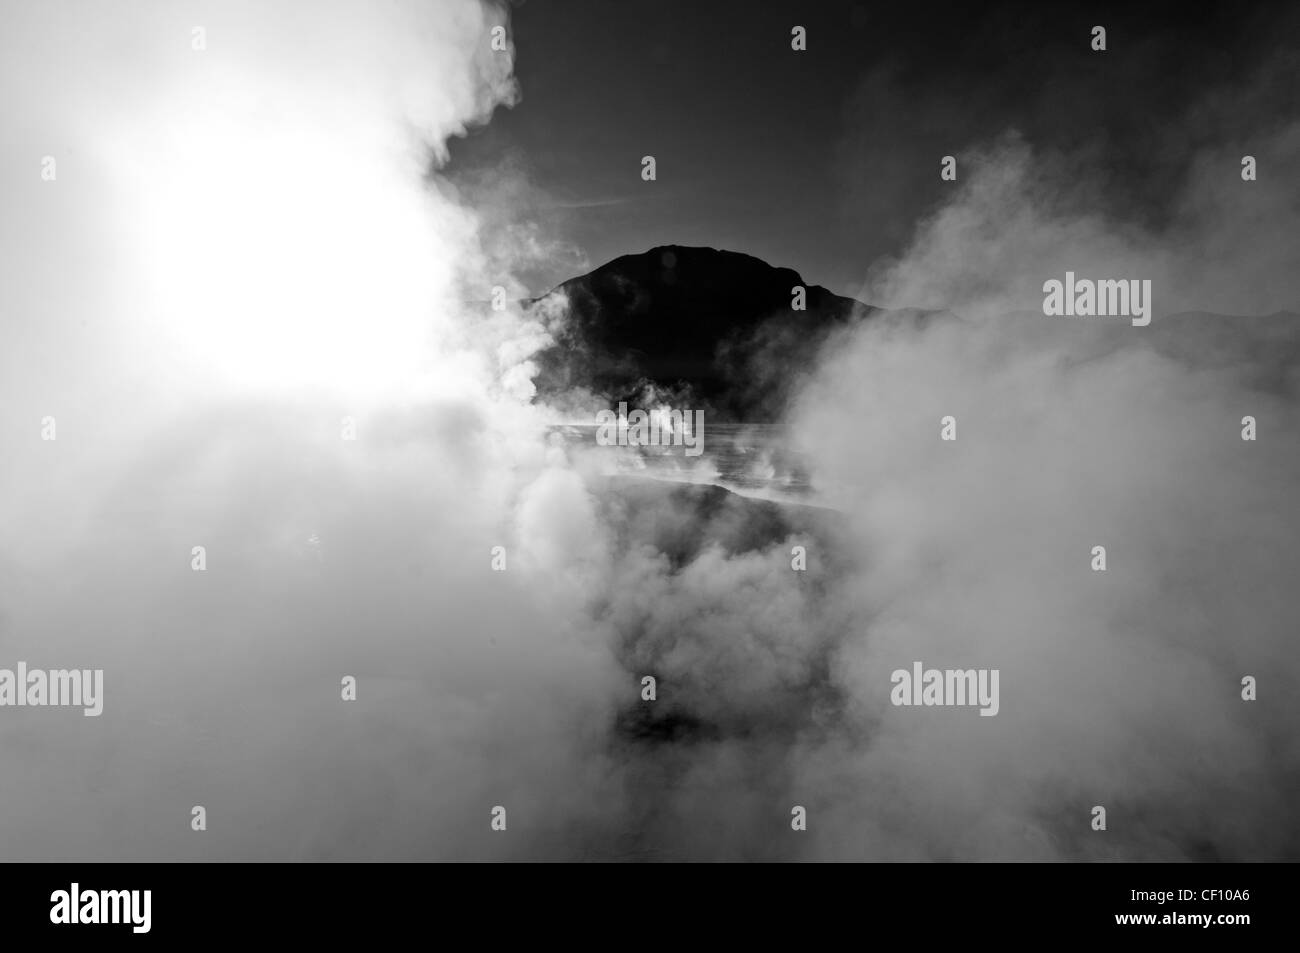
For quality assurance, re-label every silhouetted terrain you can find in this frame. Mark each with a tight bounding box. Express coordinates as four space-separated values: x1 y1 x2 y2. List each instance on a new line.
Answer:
528 245 876 420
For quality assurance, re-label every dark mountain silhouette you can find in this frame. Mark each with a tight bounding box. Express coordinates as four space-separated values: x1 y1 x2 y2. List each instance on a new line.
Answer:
520 245 1300 425
526 245 876 420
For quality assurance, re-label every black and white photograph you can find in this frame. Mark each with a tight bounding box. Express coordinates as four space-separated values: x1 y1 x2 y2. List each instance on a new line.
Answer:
0 0 1296 937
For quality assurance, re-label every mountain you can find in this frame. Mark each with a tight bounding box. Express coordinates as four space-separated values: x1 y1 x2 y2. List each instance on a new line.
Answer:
525 245 875 421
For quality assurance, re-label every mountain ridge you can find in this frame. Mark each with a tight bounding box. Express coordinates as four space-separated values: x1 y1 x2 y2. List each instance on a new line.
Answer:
525 244 875 420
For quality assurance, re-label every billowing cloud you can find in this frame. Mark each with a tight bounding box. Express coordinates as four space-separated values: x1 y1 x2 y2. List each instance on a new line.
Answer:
1 1 1295 863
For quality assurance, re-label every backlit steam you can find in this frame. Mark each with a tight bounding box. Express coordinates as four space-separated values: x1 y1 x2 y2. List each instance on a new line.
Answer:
1 1 1296 862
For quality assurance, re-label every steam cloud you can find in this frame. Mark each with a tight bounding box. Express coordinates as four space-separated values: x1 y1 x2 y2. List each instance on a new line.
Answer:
1 1 1296 861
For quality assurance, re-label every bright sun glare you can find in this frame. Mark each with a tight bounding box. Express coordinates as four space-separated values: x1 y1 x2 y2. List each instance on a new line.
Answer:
128 109 458 403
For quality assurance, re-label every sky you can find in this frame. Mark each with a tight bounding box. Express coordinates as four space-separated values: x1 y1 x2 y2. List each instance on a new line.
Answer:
0 0 1297 863
447 0 1298 298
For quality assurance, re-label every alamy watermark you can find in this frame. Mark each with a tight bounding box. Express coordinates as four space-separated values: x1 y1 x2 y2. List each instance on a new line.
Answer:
50 883 150 933
0 662 103 716
890 661 1000 716
595 402 704 457
1043 272 1151 327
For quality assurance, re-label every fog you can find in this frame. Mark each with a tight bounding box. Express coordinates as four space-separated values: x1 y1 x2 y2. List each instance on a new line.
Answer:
0 1 1296 860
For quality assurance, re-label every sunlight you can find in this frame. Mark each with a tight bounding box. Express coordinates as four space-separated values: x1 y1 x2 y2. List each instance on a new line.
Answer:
125 106 461 403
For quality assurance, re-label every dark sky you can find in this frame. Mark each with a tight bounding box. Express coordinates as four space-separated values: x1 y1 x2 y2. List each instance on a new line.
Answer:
446 0 1297 297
